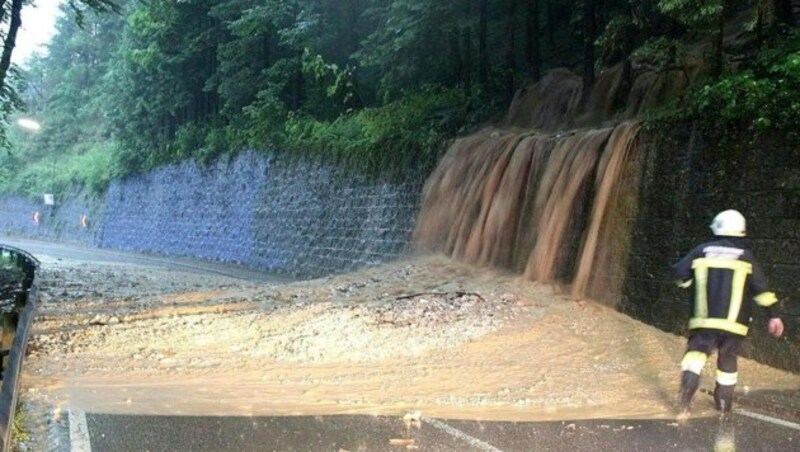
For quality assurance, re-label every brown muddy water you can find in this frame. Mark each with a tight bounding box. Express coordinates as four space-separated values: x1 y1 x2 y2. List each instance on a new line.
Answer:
16 253 797 450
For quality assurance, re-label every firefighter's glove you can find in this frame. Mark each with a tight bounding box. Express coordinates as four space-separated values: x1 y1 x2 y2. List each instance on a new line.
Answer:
768 318 784 338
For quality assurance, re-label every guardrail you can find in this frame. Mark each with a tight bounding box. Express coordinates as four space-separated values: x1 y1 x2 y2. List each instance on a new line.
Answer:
0 244 39 451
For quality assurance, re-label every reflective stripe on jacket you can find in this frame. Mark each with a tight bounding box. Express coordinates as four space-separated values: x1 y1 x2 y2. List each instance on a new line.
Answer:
672 238 777 336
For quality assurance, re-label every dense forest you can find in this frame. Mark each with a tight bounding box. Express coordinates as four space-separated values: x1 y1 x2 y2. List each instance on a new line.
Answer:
0 0 798 196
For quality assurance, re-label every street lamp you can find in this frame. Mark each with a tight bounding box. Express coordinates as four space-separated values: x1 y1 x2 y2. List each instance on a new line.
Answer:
14 117 54 206
15 118 41 132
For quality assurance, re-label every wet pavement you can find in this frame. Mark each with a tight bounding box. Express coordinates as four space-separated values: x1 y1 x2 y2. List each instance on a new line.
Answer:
732 388 800 418
0 236 291 283
8 236 799 451
72 409 799 452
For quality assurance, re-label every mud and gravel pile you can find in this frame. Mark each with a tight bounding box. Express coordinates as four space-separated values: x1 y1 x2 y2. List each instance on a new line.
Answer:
14 253 799 451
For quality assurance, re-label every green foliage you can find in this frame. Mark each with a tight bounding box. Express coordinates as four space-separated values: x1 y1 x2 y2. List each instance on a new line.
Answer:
0 141 120 196
0 252 23 275
282 86 479 172
171 121 242 164
658 0 722 32
355 0 484 101
67 0 121 27
3 0 595 191
0 161 12 187
11 402 31 448
677 31 800 143
0 253 24 306
71 142 122 192
0 69 25 149
242 83 291 148
0 0 123 150
596 15 638 66
3 0 798 199
631 36 685 69
302 50 358 112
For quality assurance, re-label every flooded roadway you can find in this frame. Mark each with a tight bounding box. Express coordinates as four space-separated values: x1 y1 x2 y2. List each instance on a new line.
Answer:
4 236 799 451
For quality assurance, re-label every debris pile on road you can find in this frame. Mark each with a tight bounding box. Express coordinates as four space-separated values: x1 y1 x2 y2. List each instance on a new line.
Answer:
15 252 800 452
371 292 510 328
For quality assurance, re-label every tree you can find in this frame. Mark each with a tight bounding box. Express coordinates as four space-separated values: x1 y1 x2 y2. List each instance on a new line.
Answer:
478 0 489 85
526 0 541 81
658 0 727 75
773 0 795 26
0 0 25 147
0 0 120 148
357 0 476 99
581 0 597 107
0 0 23 93
208 0 273 118
505 0 519 101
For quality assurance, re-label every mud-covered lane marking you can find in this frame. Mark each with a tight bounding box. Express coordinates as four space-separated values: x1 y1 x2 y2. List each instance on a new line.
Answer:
422 417 503 451
68 409 92 452
737 409 800 431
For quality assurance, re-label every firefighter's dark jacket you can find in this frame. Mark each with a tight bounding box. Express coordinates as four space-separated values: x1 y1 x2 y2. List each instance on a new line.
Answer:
673 237 779 336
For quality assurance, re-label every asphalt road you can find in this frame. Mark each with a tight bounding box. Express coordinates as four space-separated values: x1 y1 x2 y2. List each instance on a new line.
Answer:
5 236 800 452
0 236 291 283
67 410 799 452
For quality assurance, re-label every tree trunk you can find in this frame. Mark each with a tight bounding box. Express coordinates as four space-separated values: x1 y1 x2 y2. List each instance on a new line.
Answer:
546 0 555 50
261 35 271 69
463 24 473 90
525 0 541 82
580 0 596 108
775 0 795 25
506 0 518 101
346 0 362 56
0 0 23 92
711 0 730 77
451 29 463 88
463 0 473 91
292 50 304 110
478 0 489 85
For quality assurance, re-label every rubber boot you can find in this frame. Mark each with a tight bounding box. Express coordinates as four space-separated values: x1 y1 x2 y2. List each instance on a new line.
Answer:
679 371 701 413
714 383 735 412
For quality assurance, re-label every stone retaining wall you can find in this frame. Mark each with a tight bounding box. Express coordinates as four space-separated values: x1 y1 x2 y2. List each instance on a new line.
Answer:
0 192 102 246
0 151 423 279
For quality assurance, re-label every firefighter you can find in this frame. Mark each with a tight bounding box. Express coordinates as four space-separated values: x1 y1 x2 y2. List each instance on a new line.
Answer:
672 209 784 417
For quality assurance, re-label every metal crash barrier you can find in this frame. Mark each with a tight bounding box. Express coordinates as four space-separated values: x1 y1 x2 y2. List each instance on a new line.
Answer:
0 245 39 451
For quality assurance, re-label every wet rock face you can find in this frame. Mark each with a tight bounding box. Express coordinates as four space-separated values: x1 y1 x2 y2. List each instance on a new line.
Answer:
0 151 424 279
622 128 800 372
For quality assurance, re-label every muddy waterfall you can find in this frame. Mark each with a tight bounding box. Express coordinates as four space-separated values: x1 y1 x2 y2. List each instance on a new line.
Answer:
412 67 690 305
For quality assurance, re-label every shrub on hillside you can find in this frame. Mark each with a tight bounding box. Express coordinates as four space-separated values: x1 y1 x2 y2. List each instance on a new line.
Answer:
685 31 800 143
282 86 481 174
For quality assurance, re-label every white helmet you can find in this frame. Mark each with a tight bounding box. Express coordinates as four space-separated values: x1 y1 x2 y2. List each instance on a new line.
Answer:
710 209 746 237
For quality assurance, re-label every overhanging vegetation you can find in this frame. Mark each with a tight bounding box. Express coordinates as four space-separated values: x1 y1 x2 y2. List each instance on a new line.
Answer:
0 1 797 196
